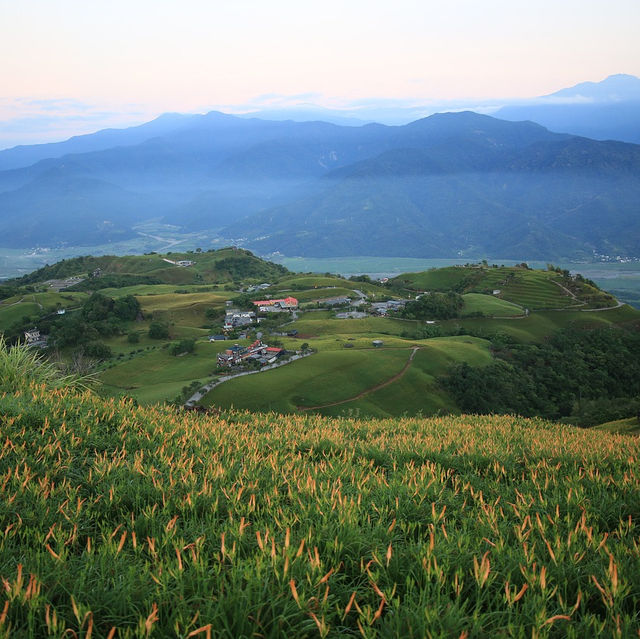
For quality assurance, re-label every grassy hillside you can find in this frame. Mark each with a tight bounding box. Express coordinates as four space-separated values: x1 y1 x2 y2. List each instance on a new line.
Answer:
593 416 640 435
0 379 638 636
391 265 616 310
8 248 290 287
3 260 639 423
202 336 492 418
461 293 523 317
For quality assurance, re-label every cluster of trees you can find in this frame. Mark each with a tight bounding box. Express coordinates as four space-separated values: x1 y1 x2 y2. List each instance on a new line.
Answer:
170 338 195 356
213 256 288 282
441 327 640 426
46 293 141 359
401 292 464 320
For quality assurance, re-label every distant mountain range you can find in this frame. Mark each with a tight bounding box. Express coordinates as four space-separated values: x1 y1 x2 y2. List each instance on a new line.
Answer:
495 74 640 143
1 76 639 261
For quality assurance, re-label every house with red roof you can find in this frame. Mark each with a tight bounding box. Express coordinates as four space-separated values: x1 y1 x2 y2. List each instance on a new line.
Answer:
252 296 298 312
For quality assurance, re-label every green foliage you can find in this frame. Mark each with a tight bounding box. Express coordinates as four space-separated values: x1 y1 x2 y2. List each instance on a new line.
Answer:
442 327 640 423
47 293 141 349
83 341 113 360
0 385 638 636
0 336 95 392
401 291 464 319
148 321 170 339
170 338 196 356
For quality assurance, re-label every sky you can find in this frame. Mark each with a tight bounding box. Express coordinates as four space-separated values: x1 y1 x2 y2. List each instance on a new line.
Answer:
1 0 639 147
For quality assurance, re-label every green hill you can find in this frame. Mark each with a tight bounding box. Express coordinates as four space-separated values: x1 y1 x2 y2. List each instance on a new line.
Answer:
7 247 290 288
0 362 638 636
390 264 616 310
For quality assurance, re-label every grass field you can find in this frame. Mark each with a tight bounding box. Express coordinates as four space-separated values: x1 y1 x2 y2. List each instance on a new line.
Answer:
0 291 89 331
202 336 492 417
315 337 492 419
461 293 522 316
288 316 421 337
446 304 640 342
100 340 225 403
201 348 412 413
274 275 387 297
1 379 639 637
593 416 640 435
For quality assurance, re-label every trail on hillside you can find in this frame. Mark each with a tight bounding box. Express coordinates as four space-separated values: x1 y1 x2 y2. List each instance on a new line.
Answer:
297 347 420 411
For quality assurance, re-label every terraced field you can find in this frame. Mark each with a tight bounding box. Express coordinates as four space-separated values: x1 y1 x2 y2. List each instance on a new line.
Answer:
461 293 522 316
288 315 420 337
392 266 610 310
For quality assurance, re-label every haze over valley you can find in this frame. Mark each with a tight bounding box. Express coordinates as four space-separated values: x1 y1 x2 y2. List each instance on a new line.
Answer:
1 74 640 271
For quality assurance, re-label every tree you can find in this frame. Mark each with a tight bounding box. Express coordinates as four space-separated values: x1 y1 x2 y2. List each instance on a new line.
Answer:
148 322 170 340
84 341 113 360
170 338 196 356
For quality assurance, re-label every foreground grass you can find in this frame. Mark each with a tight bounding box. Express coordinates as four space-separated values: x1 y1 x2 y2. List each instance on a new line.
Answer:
0 383 639 637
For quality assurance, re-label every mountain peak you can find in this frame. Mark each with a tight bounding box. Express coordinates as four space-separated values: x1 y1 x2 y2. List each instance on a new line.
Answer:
545 74 640 102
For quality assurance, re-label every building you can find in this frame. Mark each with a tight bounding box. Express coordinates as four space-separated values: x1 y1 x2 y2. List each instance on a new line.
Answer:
223 310 256 330
24 329 41 344
252 297 298 312
24 328 47 347
217 340 268 367
320 296 351 307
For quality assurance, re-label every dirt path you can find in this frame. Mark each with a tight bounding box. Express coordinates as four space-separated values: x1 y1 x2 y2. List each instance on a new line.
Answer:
298 347 420 411
550 280 586 308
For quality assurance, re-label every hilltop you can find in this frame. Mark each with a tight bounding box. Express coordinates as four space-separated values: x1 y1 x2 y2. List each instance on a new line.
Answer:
6 247 290 288
0 362 638 636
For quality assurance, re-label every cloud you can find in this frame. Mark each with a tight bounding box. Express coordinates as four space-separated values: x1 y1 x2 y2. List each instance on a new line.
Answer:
0 97 154 149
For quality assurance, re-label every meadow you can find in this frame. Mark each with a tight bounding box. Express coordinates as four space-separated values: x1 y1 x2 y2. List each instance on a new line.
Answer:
202 337 492 417
0 377 638 637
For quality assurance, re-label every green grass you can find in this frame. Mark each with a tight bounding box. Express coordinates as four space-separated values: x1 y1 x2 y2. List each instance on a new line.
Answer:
0 301 41 330
593 416 640 435
100 341 225 403
202 348 412 413
390 266 471 291
1 382 639 636
0 291 89 331
316 337 492 419
289 316 420 337
446 305 640 342
461 293 523 316
202 336 492 417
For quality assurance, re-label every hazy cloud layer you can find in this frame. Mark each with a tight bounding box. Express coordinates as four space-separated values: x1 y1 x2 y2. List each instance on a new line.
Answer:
0 98 153 149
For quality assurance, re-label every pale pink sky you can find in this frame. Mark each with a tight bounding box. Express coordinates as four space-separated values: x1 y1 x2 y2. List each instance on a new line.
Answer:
1 0 639 145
